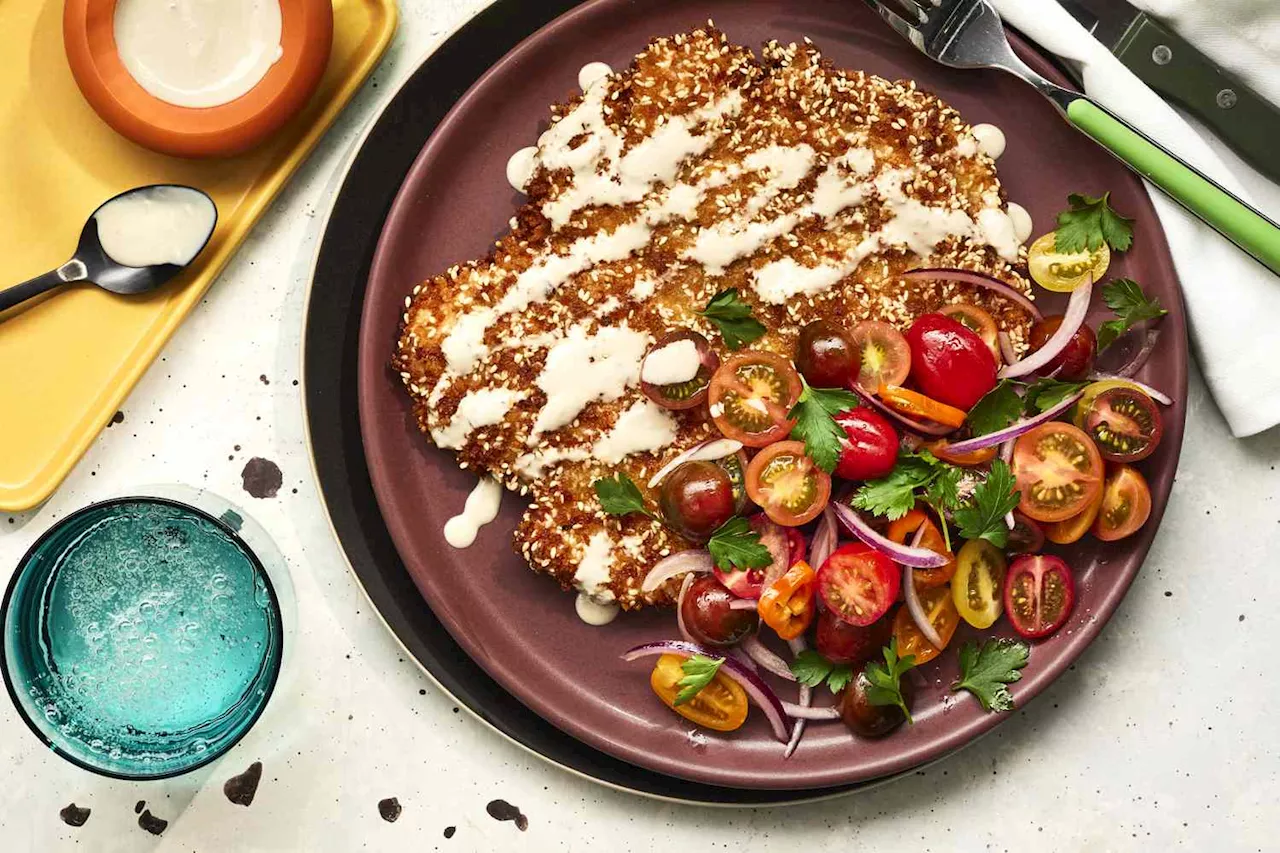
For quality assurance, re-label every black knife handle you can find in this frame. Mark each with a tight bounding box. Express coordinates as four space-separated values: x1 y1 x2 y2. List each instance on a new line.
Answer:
1115 14 1280 183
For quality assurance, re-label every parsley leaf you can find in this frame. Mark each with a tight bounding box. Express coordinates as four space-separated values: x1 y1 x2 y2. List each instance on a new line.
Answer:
953 460 1021 548
1096 278 1168 351
923 465 964 513
862 639 918 724
706 517 772 571
966 379 1025 436
698 289 766 350
789 380 859 473
789 650 855 694
1054 192 1135 253
851 451 942 521
951 638 1030 712
593 474 655 519
1023 377 1088 412
675 655 725 705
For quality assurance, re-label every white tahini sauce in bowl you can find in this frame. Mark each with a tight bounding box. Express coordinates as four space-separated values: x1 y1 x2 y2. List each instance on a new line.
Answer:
94 186 217 268
113 0 284 108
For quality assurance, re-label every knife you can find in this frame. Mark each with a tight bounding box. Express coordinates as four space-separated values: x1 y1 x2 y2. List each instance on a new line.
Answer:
1059 0 1280 183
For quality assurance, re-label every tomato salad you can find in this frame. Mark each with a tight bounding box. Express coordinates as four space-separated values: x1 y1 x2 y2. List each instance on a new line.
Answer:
613 192 1172 755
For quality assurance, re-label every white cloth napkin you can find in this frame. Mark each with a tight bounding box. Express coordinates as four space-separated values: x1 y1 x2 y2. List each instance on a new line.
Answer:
991 0 1280 438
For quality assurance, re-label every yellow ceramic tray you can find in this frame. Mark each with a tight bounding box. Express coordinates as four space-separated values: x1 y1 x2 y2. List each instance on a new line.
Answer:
0 0 397 511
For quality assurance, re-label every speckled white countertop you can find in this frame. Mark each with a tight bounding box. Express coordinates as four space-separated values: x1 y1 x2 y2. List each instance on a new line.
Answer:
2 1 1279 850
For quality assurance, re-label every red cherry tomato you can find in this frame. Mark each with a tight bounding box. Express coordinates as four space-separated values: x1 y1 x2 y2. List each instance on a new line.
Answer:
905 313 998 410
816 544 900 627
1092 465 1152 542
1007 511 1046 555
745 441 831 527
708 353 802 447
833 406 900 481
1003 555 1076 639
658 461 737 542
815 608 891 667
680 576 758 646
713 515 792 599
1028 315 1097 381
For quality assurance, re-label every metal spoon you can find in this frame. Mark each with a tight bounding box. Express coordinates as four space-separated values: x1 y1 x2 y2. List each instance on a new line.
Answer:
0 184 217 316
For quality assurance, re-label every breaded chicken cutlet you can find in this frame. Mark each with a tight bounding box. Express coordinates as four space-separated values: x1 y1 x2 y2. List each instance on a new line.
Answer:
393 27 1038 611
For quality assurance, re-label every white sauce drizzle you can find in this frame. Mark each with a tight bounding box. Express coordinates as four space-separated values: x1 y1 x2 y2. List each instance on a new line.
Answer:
94 186 216 268
577 61 613 91
443 478 503 549
506 146 539 193
640 339 700 385
529 323 651 441
971 123 1007 159
592 401 679 464
1007 202 1034 243
113 0 283 109
574 531 616 602
513 447 591 479
431 388 525 450
976 207 1022 263
575 593 619 625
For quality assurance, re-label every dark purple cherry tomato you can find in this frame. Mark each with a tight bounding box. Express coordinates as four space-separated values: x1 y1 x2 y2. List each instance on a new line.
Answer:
680 576 758 646
840 670 914 737
905 313 998 410
659 461 736 542
795 320 859 389
815 608 892 667
641 331 720 410
1027 315 1097 381
833 407 899 481
1007 511 1046 555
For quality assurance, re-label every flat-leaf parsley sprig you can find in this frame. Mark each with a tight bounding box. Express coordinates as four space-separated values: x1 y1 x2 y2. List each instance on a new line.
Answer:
788 379 859 474
698 289 766 350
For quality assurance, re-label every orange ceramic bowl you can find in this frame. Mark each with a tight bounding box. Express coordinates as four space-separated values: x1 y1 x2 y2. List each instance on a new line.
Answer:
64 0 333 159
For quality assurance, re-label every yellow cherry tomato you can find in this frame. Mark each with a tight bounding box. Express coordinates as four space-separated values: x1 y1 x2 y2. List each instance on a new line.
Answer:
951 540 1007 629
1028 232 1110 293
649 654 748 732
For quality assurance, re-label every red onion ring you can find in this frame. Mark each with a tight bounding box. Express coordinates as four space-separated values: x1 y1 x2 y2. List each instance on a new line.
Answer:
675 573 697 643
1087 372 1174 406
1106 328 1161 378
622 640 791 741
853 386 956 437
900 268 1042 321
782 702 841 720
784 685 812 758
641 550 712 594
808 506 838 571
1000 441 1016 530
647 438 745 489
903 526 944 648
998 331 1019 366
999 276 1093 378
832 503 950 569
742 634 796 681
942 390 1085 454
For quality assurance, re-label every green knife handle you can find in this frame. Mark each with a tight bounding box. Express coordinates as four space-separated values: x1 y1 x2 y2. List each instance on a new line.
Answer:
1115 15 1280 184
1066 97 1280 276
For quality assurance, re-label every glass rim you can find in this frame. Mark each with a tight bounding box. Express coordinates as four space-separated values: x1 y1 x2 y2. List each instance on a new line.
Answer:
1 494 285 781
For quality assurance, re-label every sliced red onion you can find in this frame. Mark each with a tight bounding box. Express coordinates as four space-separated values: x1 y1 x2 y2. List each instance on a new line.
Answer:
901 268 1042 321
729 647 760 675
622 640 791 741
808 506 838 571
742 634 796 681
647 438 745 488
1105 328 1161 378
832 503 949 569
999 276 1092 378
998 331 1019 366
782 702 841 720
729 599 758 611
642 550 712 594
903 558 944 649
787 636 808 656
943 390 1085 454
784 685 811 759
675 573 696 644
853 386 956 437
1087 372 1174 406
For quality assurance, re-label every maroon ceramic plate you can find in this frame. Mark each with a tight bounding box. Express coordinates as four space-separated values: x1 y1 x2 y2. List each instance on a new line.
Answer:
357 0 1186 789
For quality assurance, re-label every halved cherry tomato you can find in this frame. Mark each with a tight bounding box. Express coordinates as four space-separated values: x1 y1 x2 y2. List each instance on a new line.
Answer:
1003 555 1076 639
1043 485 1104 545
885 509 956 587
640 330 720 410
713 515 791 598
758 561 816 640
1072 379 1146 428
926 439 999 467
892 585 959 665
1028 232 1110 293
833 407 900 480
848 321 911 391
878 384 968 429
795 320 858 389
783 526 806 565
745 441 831 526
1092 465 1152 542
1007 511 1045 554
939 303 1000 359
650 654 748 732
952 539 1006 629
817 544 899 626
1012 422 1104 523
708 353 802 447
1082 387 1163 463
905 313 999 410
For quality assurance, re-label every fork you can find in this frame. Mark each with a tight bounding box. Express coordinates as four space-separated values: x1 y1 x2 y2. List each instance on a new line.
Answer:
864 0 1280 276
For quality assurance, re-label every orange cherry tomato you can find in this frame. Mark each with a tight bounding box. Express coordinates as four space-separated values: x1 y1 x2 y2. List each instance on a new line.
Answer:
892 585 960 665
707 352 802 447
650 654 748 732
939 303 1000 360
758 560 817 640
1092 465 1152 542
1011 422 1104 523
926 439 999 467
877 384 968 429
1043 484 1104 545
885 509 957 587
745 441 831 526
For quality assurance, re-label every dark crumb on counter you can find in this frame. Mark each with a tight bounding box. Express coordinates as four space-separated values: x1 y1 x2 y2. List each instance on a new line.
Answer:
59 803 90 827
486 799 528 831
260 375 270 385
444 826 456 839
134 800 144 814
138 810 168 835
419 689 426 695
241 458 283 499
1165 591 1173 597
1240 614 1246 621
107 411 124 428
378 798 402 823
224 762 263 807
